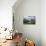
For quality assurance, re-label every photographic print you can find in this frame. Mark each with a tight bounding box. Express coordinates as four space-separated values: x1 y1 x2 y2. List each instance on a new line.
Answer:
23 16 36 24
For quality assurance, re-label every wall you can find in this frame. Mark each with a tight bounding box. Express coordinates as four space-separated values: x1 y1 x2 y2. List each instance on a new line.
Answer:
0 0 45 46
0 0 16 30
13 0 41 46
41 0 46 46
